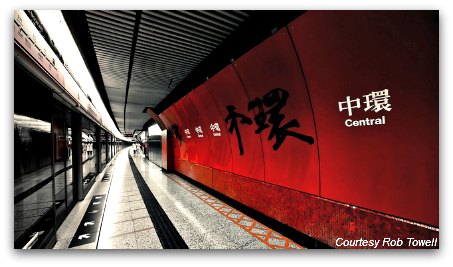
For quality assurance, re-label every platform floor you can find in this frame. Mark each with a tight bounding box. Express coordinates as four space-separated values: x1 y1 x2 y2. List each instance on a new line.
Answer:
53 148 303 249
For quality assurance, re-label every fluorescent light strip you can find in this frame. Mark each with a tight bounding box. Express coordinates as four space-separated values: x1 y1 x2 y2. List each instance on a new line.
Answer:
34 10 129 141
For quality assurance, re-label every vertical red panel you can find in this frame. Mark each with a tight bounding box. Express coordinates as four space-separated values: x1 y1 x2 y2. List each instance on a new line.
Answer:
161 109 180 160
177 95 212 166
233 27 319 194
188 84 233 172
173 102 199 163
161 129 173 171
187 86 234 170
162 129 168 168
158 112 176 165
206 65 265 181
158 112 172 130
289 11 438 225
164 107 186 161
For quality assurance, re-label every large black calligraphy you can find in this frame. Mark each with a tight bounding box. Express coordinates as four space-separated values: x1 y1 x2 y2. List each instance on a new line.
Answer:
248 88 314 150
224 105 252 155
225 88 314 155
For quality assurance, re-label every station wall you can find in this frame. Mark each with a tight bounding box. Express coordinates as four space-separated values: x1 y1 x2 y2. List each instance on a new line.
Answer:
158 11 438 247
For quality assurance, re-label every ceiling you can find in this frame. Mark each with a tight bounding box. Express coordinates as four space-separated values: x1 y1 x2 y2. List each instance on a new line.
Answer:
78 10 252 136
63 10 303 137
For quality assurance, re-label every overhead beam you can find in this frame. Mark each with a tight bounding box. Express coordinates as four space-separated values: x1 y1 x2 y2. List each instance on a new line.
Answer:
123 11 143 133
143 107 166 130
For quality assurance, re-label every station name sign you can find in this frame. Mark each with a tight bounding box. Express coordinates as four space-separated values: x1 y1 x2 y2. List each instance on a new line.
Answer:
338 89 392 127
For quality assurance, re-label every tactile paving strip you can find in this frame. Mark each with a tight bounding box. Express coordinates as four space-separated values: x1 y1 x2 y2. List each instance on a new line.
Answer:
168 176 304 249
129 155 188 249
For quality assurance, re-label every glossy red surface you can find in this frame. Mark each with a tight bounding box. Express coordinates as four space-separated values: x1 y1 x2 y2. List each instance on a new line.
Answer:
159 11 438 245
212 167 438 248
178 95 213 166
173 102 199 163
233 27 319 194
289 11 438 226
158 112 172 130
175 159 213 187
187 84 234 172
205 65 265 181
163 107 184 161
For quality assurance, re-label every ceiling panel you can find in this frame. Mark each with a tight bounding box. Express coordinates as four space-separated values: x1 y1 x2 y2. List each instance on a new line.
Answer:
84 10 252 134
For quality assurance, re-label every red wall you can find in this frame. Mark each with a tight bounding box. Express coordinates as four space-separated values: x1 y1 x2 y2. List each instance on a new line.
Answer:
233 27 319 194
206 66 265 181
159 11 438 247
289 11 438 226
187 84 234 173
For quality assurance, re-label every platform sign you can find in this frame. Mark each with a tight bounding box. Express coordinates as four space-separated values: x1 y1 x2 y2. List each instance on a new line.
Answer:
210 123 221 137
195 126 204 137
338 89 392 127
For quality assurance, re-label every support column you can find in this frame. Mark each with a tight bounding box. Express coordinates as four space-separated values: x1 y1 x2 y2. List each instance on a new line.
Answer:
106 133 110 165
71 112 83 201
96 125 101 174
144 107 166 130
161 129 173 171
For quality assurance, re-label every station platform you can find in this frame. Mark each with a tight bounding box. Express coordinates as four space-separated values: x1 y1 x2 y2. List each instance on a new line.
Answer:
52 148 304 249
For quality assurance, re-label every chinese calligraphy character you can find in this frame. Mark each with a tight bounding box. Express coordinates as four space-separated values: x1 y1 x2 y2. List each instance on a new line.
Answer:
195 126 203 137
363 89 392 112
248 98 269 134
248 88 314 151
225 105 252 155
338 96 361 116
339 89 392 116
210 123 221 136
184 129 191 138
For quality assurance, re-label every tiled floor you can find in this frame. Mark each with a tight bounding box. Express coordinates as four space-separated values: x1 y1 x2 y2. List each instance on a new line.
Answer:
53 147 303 249
97 155 161 249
